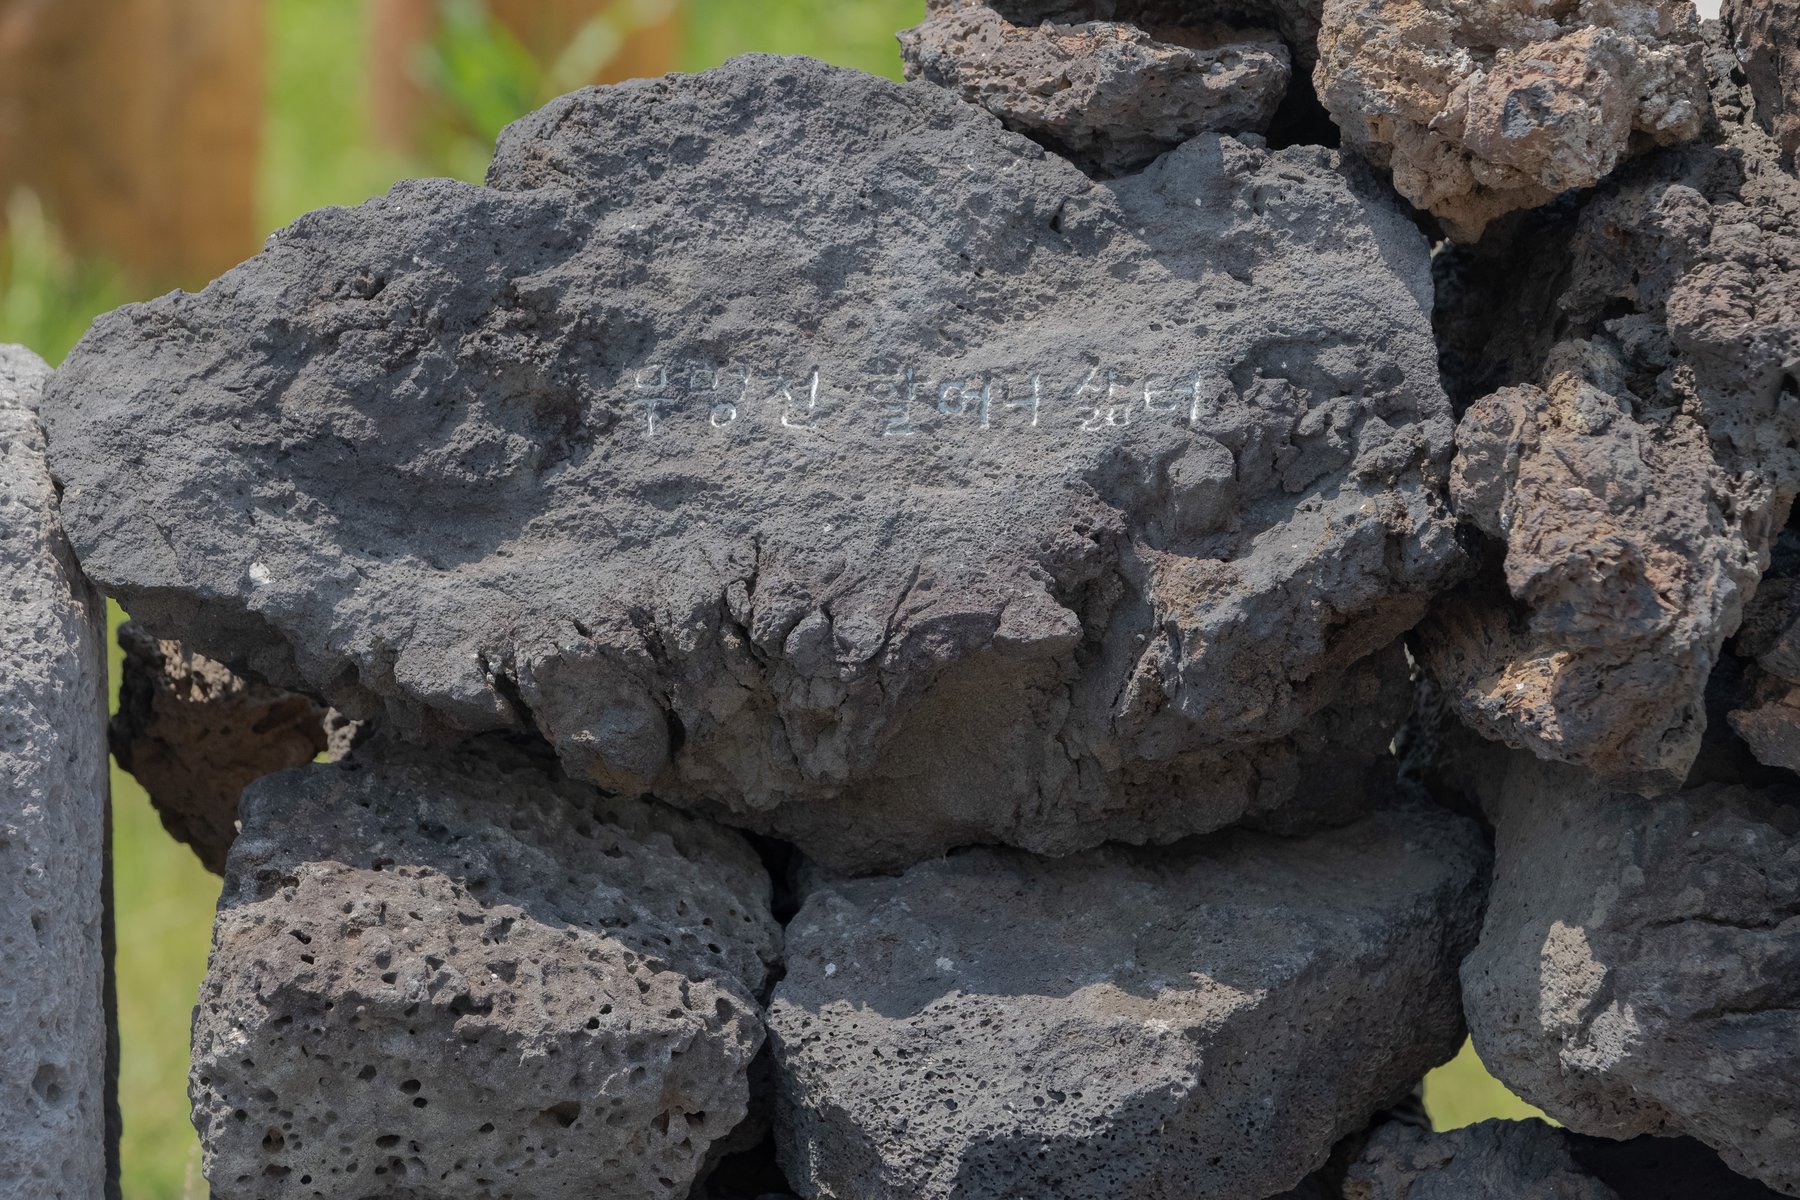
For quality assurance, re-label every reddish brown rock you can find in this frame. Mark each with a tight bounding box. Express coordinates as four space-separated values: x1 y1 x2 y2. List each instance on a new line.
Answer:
1419 83 1800 790
1315 0 1710 241
111 622 356 873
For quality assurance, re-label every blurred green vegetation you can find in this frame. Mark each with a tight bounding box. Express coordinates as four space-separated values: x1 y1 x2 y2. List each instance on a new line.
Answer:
3 2 1540 1195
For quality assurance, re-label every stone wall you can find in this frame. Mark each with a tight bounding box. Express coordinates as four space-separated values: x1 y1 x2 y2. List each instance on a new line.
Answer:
8 1 1799 1197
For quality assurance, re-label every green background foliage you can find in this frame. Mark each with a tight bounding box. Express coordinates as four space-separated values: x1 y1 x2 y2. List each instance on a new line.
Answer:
2 3 1542 1194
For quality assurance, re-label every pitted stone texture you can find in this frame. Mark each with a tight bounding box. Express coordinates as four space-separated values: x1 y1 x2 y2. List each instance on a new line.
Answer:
899 0 1290 171
190 746 780 1200
1418 132 1800 792
1345 1118 1617 1200
1344 1116 1793 1200
768 805 1488 1200
46 55 1460 871
1462 752 1800 1195
112 621 357 874
1728 528 1800 777
1725 0 1800 164
1314 0 1709 241
0 345 110 1200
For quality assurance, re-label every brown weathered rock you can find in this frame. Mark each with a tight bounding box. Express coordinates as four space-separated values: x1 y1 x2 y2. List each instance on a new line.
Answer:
1314 0 1710 241
1725 0 1800 165
900 0 1290 171
191 743 781 1200
111 622 357 873
1461 751 1800 1196
1418 66 1800 790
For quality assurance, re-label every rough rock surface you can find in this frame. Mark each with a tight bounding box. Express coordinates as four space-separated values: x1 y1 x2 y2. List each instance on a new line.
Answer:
1343 1116 1791 1199
1462 751 1800 1195
1725 0 1800 164
768 804 1488 1200
0 345 111 1199
1314 0 1710 240
899 0 1291 171
1417 68 1800 791
190 745 781 1200
45 55 1461 871
112 621 358 874
1346 1117 1615 1200
1726 527 1800 776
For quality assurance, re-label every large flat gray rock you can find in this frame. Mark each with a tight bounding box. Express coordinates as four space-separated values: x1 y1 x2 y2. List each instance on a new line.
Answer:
190 744 781 1200
768 803 1488 1200
1462 752 1800 1196
0 345 111 1198
44 55 1459 871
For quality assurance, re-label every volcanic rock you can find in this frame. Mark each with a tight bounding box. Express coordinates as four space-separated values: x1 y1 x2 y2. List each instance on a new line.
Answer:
1461 751 1800 1195
0 345 111 1199
1417 101 1800 791
899 0 1290 171
1725 0 1800 164
1344 1116 1792 1199
1314 0 1710 240
768 803 1488 1200
111 621 358 873
45 55 1460 871
189 745 781 1200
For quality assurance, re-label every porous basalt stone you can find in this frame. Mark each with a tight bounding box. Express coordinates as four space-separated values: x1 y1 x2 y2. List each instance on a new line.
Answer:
1725 0 1800 164
899 0 1291 171
46 55 1461 871
0 345 111 1198
1343 1116 1792 1199
768 804 1488 1200
190 745 781 1200
1314 0 1710 241
1417 91 1800 791
111 621 358 874
1461 752 1800 1195
1345 1117 1617 1200
1726 527 1800 777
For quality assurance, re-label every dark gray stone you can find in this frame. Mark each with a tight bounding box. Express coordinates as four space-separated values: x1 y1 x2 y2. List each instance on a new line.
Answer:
768 803 1488 1200
45 55 1459 871
1462 752 1800 1196
1725 0 1800 164
900 0 1290 172
1344 1116 1792 1200
190 744 781 1200
0 344 111 1198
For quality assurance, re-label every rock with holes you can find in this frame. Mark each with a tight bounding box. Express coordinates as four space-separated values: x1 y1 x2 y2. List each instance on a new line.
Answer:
1725 0 1800 165
1343 1115 1792 1200
1416 57 1800 791
112 621 359 874
189 743 781 1200
899 0 1291 171
1461 751 1800 1196
1314 0 1709 241
44 54 1460 871
768 803 1488 1200
0 345 110 1199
